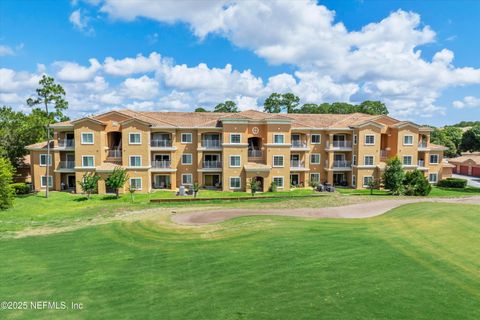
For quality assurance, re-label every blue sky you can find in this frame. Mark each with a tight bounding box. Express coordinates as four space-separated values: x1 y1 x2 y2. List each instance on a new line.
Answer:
1 0 479 126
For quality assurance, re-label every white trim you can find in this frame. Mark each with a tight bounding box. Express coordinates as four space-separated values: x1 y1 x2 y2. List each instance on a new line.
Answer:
229 155 241 168
181 173 193 185
81 155 95 168
272 176 284 188
229 133 242 144
364 155 374 166
403 155 413 166
129 155 142 167
129 177 143 190
311 134 321 144
272 155 284 167
364 134 375 146
181 133 193 144
229 176 241 190
129 132 142 145
363 176 373 187
40 175 53 188
81 132 94 145
310 153 321 164
181 153 193 165
273 133 285 144
429 154 439 164
39 154 52 167
403 135 413 146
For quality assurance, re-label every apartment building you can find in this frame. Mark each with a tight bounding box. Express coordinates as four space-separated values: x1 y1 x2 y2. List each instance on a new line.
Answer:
27 109 451 194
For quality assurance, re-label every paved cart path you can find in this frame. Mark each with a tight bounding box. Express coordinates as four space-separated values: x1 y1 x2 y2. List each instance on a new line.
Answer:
171 196 480 225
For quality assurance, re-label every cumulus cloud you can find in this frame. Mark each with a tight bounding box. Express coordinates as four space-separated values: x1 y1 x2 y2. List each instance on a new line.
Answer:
121 75 159 100
54 58 101 82
69 9 95 35
453 96 480 109
104 52 162 76
0 45 15 56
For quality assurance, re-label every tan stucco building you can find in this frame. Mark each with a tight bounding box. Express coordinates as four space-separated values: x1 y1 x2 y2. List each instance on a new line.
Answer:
27 109 450 194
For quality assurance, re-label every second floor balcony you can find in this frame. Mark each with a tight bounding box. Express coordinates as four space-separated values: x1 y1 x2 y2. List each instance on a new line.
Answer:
332 160 352 168
201 139 221 149
151 160 172 168
290 160 305 168
326 141 352 150
58 161 75 169
57 139 75 149
202 161 222 169
291 140 308 149
107 149 122 159
151 139 173 148
248 149 263 158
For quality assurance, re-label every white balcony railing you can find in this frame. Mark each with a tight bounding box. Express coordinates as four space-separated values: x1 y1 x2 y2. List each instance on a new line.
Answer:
59 161 75 169
151 160 171 168
418 160 425 167
333 160 352 168
418 142 428 148
107 149 122 158
151 140 172 148
291 140 307 148
248 150 262 158
201 140 221 148
203 161 222 168
326 141 352 149
290 160 305 168
58 139 75 148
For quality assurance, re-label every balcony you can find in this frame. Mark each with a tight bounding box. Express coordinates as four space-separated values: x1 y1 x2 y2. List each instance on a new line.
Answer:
201 139 222 150
57 139 75 149
418 142 429 151
291 140 309 150
203 161 222 168
59 160 75 169
332 160 352 169
248 150 262 158
107 149 122 158
290 160 307 171
380 149 388 161
151 139 172 148
151 160 171 168
326 141 352 151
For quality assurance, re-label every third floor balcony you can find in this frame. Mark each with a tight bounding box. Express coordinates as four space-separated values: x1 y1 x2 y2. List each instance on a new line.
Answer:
151 139 173 148
57 139 75 149
151 160 172 168
326 141 353 151
202 160 222 169
201 139 222 149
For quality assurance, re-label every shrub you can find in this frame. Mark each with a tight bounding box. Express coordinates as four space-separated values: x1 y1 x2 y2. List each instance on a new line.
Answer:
0 157 15 210
437 178 467 188
79 172 100 199
308 179 319 189
11 182 30 195
383 157 405 195
269 181 277 192
105 167 129 199
403 169 431 196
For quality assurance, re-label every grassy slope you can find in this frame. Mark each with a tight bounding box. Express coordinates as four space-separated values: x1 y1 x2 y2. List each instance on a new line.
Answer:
1 202 479 320
337 186 480 197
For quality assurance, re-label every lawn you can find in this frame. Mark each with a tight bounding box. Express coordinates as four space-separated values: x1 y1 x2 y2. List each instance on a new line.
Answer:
336 185 480 197
0 202 479 319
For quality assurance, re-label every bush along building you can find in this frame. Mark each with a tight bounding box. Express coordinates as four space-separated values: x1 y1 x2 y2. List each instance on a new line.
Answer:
26 109 451 194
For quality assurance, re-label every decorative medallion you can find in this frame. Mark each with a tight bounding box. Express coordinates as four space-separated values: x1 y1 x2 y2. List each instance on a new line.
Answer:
252 127 259 135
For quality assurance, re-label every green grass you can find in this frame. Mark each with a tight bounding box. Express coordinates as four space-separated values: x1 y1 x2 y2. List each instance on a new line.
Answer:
336 186 480 197
0 202 479 319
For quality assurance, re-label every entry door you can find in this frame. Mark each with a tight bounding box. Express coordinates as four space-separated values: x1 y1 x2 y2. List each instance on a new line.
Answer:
154 175 170 188
67 175 76 188
290 174 299 186
333 173 345 185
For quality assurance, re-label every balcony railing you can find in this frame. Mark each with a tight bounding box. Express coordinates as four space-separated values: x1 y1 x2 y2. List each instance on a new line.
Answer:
201 140 221 148
333 160 352 168
290 160 305 168
151 160 171 168
203 161 222 168
291 140 307 148
58 139 75 148
418 160 425 167
59 161 75 169
151 139 172 147
107 149 122 158
418 142 428 148
248 150 262 158
326 141 352 149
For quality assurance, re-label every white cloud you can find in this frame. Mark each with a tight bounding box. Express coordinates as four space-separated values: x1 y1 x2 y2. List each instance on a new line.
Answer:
121 75 159 100
104 52 162 76
0 45 14 56
54 58 101 82
453 96 480 109
69 9 95 35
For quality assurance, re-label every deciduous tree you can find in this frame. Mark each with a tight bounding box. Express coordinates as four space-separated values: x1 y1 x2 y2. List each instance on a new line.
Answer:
105 167 129 199
0 157 15 210
383 157 405 195
79 172 100 199
214 100 238 113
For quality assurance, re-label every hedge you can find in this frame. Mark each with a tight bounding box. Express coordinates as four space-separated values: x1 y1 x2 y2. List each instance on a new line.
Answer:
436 178 468 188
11 182 30 195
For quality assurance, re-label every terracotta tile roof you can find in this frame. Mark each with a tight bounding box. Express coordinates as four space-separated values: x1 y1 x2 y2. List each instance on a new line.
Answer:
429 143 448 151
448 154 480 165
442 159 456 168
25 141 52 149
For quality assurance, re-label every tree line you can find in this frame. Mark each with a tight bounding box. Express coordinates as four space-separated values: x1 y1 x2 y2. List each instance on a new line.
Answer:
430 125 480 157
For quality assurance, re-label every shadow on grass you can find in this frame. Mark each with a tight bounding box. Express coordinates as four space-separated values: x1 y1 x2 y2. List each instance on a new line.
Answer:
73 197 89 202
101 195 119 200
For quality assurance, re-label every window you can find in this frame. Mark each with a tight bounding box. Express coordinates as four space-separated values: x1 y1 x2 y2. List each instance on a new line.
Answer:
310 153 321 164
403 156 413 166
363 176 373 187
129 156 142 167
229 155 241 167
182 174 193 185
403 135 413 146
273 134 285 144
365 134 375 145
181 133 192 144
129 178 142 190
39 154 52 166
230 133 241 144
273 176 284 188
82 156 94 167
364 156 374 166
81 132 94 144
353 135 358 145
310 173 320 183
352 155 357 166
352 175 357 187
273 155 284 167
429 154 439 164
311 134 321 144
230 177 241 189
41 176 53 188
182 153 193 165
428 173 438 183
129 133 141 144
